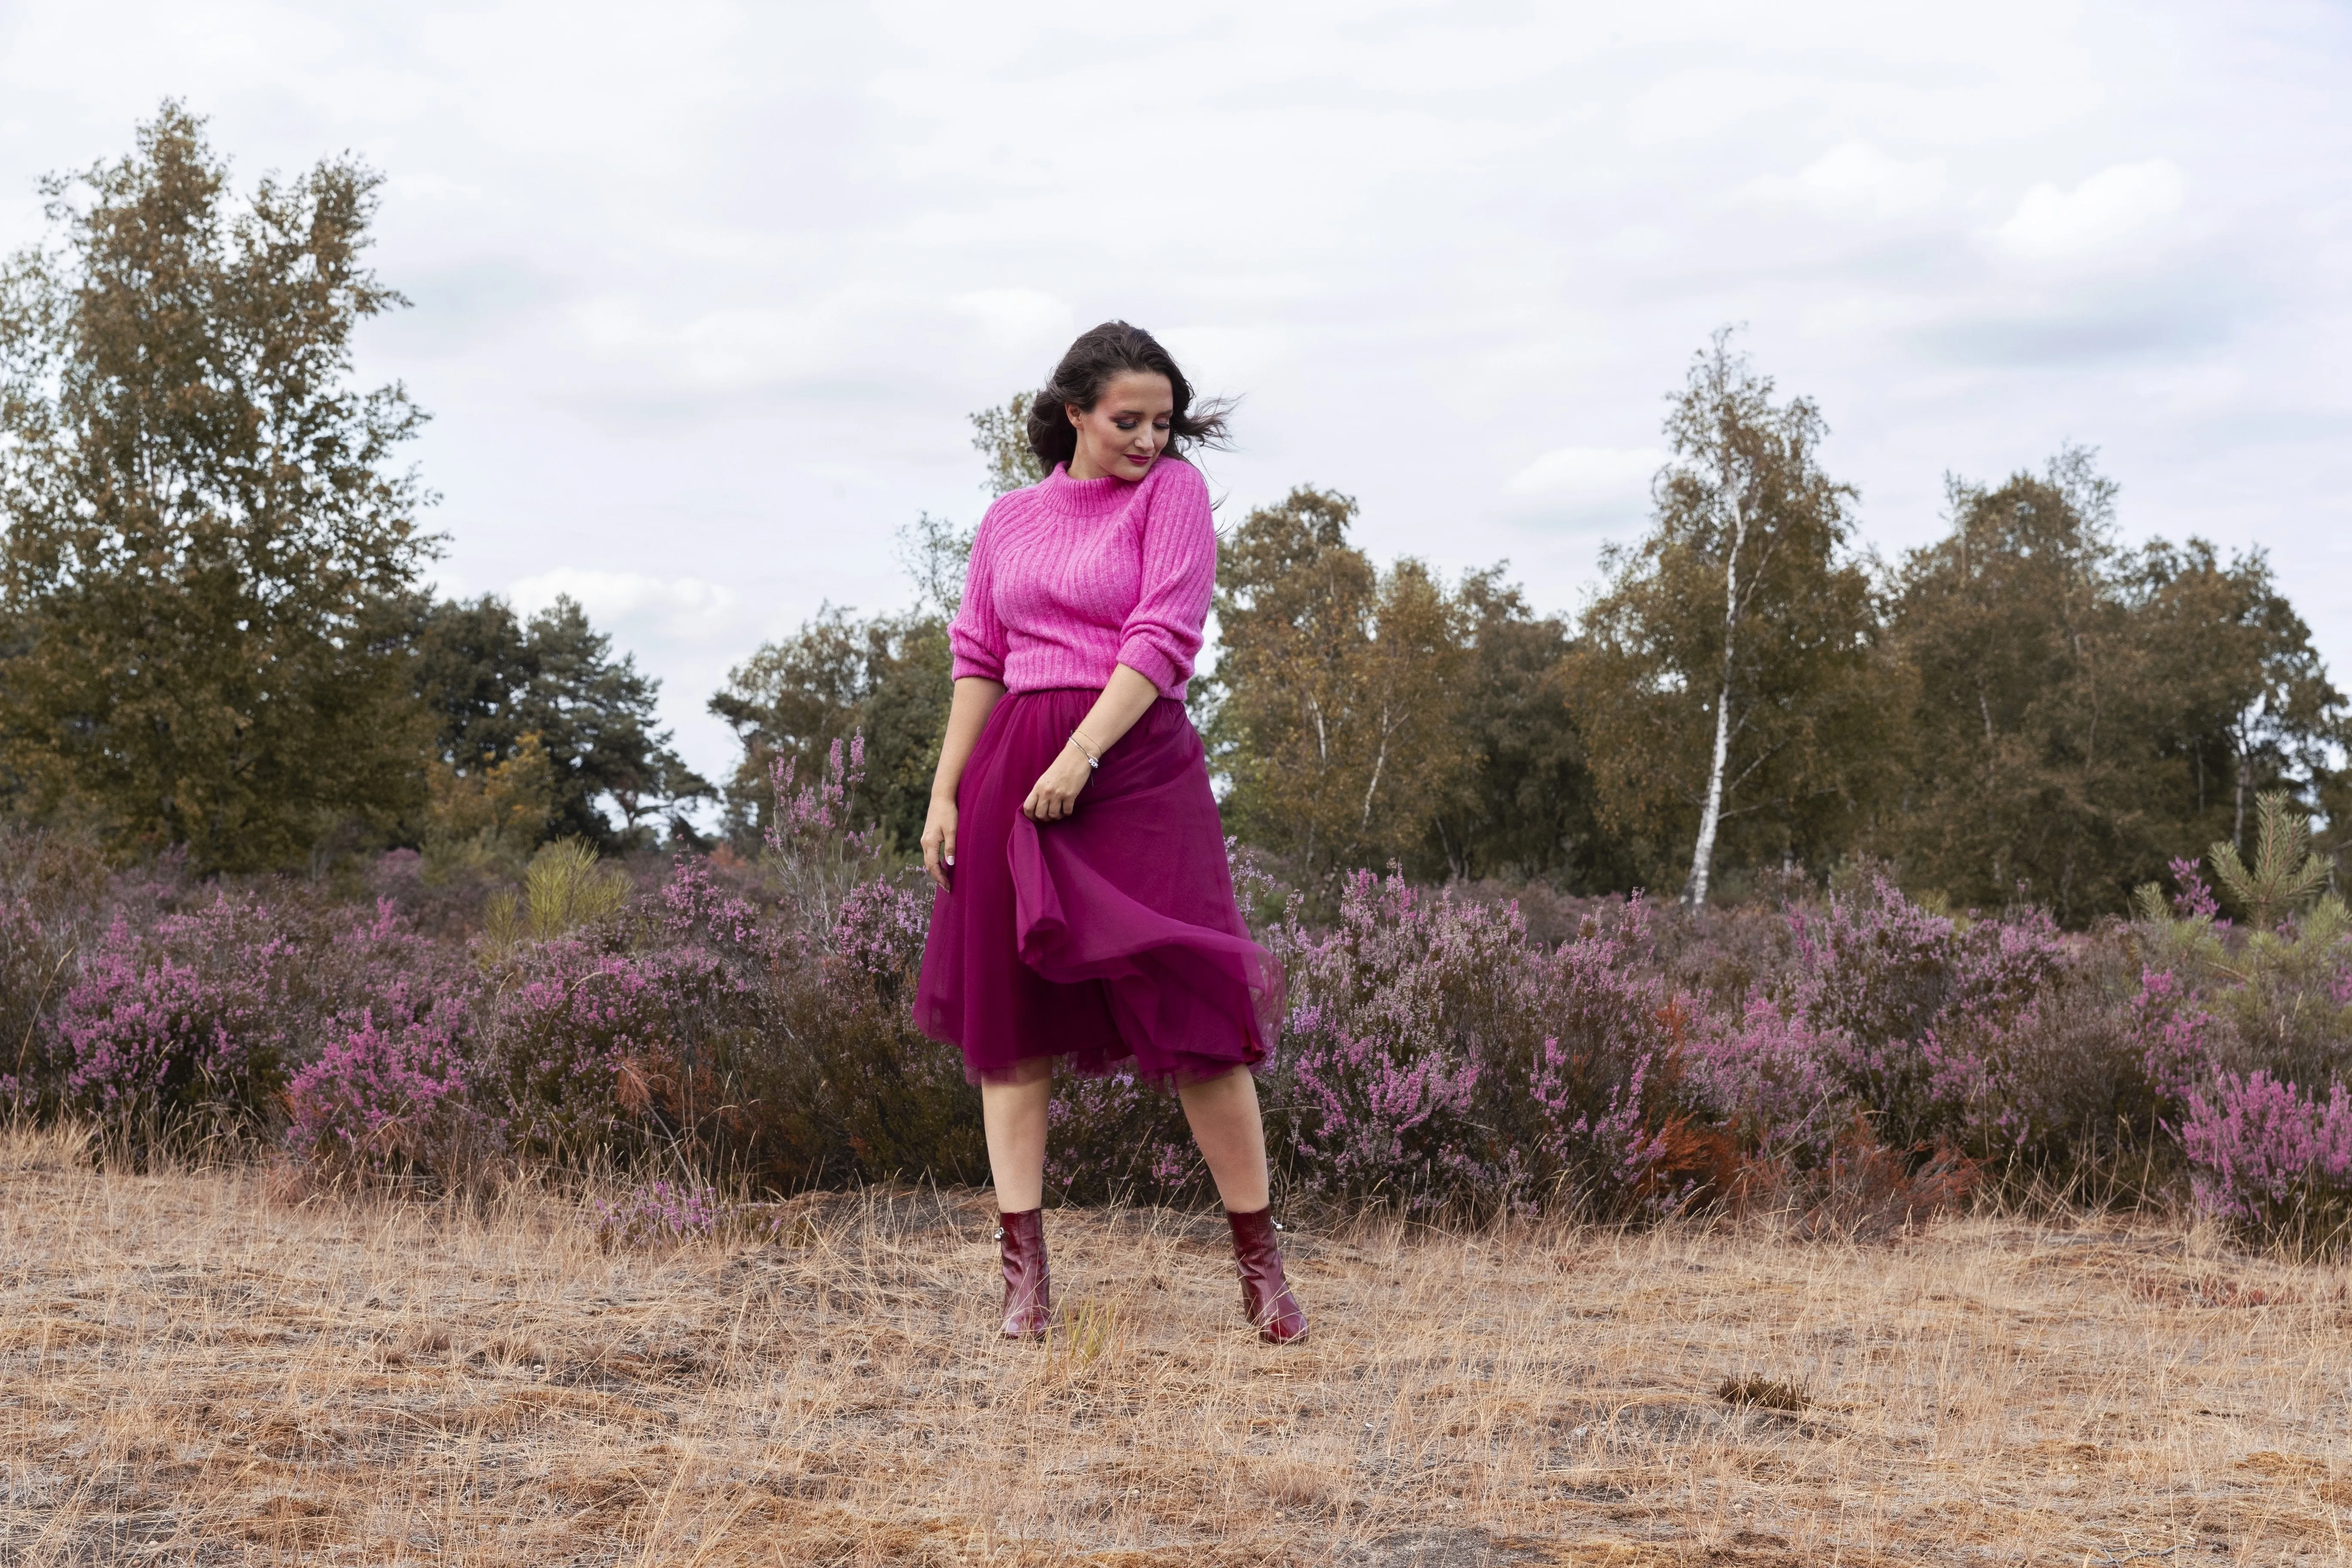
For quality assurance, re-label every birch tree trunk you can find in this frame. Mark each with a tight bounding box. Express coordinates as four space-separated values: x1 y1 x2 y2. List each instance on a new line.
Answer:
1683 494 1745 907
2233 721 2251 854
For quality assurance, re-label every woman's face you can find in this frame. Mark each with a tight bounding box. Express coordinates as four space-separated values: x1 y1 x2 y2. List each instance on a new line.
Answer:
1066 371 1174 482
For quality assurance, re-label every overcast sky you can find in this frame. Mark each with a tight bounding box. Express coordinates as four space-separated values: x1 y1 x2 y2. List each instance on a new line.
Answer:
3 0 2348 792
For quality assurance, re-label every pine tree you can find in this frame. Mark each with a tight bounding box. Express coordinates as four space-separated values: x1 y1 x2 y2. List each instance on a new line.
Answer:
2209 792 2332 931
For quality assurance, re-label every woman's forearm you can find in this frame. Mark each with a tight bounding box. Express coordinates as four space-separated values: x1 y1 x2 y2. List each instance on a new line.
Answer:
933 677 1007 802
1014 666 1166 824
1070 665 1162 760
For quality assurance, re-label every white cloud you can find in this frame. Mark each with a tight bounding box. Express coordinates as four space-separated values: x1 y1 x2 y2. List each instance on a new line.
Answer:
1751 142 1948 222
950 288 1075 352
1 1 2343 788
1993 159 2188 264
1504 446 1665 507
508 569 743 645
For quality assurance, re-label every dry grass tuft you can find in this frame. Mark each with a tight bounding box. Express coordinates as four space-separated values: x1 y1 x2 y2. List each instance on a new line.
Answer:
3 1120 2349 1564
1711 1378 1804 1414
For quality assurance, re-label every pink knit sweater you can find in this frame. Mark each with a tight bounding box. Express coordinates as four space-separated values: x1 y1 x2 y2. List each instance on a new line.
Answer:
949 457 1216 701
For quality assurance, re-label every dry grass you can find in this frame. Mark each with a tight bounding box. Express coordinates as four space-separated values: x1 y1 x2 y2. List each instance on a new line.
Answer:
3 1122 2350 1566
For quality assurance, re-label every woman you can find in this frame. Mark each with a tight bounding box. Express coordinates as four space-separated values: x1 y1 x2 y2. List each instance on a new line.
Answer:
914 321 1306 1345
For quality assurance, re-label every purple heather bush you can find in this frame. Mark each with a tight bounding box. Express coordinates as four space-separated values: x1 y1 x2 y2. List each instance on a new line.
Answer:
1044 1068 1199 1204
1918 986 2164 1165
831 874 933 990
609 736 986 1186
656 854 768 957
2130 966 2230 1109
285 991 500 1183
0 886 80 1115
764 736 883 949
1279 998 1485 1206
1253 876 1712 1216
1257 871 1525 1207
281 899 509 1180
1683 997 1844 1161
1526 1037 1673 1215
1507 895 1703 1211
46 885 494 1139
484 937 761 1160
2181 1071 2352 1239
60 899 294 1130
2141 882 2352 1239
1778 878 2075 1149
2168 858 2222 923
10 756 2352 1248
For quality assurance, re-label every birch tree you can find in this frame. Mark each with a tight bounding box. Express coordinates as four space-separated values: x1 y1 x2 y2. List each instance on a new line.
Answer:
1565 334 1880 904
1204 487 1472 876
0 104 435 868
970 393 1045 496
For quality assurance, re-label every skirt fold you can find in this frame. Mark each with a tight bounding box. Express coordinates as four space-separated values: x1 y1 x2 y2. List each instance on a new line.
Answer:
913 689 1280 1085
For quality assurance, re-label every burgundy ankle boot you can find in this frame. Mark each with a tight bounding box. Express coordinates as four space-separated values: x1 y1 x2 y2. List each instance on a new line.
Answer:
995 1208 1051 1339
1226 1206 1308 1344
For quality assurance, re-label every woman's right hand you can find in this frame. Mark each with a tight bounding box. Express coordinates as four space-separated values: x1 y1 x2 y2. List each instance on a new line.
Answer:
921 796 958 890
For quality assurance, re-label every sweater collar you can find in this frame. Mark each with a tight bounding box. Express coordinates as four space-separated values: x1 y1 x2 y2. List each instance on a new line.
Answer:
1039 461 1145 518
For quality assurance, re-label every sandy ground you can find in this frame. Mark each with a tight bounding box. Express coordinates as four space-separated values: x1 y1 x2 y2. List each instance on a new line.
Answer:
3 1121 2349 1565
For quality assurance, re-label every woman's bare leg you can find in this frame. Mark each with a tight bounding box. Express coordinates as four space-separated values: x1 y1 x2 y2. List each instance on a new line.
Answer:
980 1056 1054 1211
1177 1066 1272 1212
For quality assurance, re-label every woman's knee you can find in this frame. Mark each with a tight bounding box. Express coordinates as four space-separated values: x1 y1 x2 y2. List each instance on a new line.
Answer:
982 1056 1054 1091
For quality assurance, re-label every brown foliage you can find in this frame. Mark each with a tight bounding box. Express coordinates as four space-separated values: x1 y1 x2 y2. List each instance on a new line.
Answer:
1731 1118 1982 1243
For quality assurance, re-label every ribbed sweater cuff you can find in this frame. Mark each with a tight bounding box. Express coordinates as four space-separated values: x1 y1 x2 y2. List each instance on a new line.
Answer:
949 652 1004 683
1115 640 1184 697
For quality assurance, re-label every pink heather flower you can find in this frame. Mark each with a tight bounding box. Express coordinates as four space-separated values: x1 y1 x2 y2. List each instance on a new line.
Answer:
2167 858 2220 922
2182 1072 2352 1220
2131 967 2223 1107
832 878 931 979
1683 997 1841 1159
285 999 497 1178
594 1179 730 1248
61 904 286 1116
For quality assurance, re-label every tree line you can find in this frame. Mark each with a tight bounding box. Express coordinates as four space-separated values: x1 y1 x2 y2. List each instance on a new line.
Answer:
728 341 2347 925
0 107 709 872
4 108 2345 922
1217 338 2348 922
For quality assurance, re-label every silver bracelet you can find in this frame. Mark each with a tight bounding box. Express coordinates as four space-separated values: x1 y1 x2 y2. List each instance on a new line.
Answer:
1068 730 1101 769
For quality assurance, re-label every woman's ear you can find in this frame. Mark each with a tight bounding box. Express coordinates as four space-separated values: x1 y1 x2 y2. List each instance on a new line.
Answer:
1067 401 1084 429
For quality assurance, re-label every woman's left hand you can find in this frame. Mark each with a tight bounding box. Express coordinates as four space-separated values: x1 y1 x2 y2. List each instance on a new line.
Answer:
1022 743 1094 822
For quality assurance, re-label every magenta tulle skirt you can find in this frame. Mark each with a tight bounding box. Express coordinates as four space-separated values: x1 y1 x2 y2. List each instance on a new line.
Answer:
913 689 1282 1087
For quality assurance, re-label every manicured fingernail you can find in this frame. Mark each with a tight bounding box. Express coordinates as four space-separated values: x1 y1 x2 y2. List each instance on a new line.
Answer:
945 855 954 866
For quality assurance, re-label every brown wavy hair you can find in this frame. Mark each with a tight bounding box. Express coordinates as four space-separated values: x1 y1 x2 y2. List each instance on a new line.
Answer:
1024 321 1234 473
